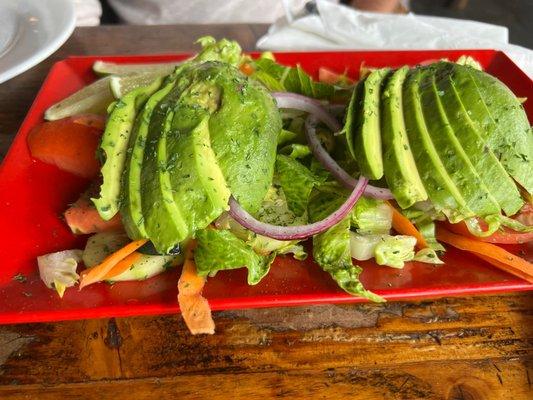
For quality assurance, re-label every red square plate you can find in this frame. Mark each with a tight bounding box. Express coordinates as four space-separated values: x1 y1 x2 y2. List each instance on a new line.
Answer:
0 49 531 324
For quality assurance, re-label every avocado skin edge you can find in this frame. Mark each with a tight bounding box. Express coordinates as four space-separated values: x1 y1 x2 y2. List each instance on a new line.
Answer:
433 62 524 216
381 66 428 209
418 66 500 217
403 67 472 222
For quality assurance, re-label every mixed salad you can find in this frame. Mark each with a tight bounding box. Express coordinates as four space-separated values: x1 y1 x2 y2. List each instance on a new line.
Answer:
30 38 532 334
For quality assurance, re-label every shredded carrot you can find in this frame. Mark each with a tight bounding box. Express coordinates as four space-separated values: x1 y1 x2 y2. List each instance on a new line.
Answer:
177 240 215 335
239 63 255 76
387 202 428 249
79 239 147 289
436 227 533 283
102 251 143 280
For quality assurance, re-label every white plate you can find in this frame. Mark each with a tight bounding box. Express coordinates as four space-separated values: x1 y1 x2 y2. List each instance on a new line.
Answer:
0 0 75 84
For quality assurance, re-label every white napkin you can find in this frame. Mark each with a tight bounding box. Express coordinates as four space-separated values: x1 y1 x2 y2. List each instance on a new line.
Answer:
72 0 102 27
257 0 533 78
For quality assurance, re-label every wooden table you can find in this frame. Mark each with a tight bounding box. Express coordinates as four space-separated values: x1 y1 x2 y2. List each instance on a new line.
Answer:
0 25 532 400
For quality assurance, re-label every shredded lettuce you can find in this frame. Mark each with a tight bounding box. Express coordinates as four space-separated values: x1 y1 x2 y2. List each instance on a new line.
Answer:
195 228 275 285
350 196 392 235
374 235 417 269
349 233 383 261
309 186 384 302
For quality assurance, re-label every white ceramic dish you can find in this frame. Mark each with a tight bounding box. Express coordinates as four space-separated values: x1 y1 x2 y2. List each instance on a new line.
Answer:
0 0 75 84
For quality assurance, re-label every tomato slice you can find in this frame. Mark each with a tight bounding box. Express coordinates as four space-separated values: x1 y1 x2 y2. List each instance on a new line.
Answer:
27 117 103 179
318 67 352 85
444 205 533 244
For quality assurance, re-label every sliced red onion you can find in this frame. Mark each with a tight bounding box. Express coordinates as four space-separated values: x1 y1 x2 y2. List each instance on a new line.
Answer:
305 115 394 200
272 92 341 133
229 177 368 241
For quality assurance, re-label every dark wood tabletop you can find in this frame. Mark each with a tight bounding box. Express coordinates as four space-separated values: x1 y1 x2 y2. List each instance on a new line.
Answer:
0 25 532 400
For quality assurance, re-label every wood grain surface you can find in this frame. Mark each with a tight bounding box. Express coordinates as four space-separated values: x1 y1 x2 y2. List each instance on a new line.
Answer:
0 25 532 400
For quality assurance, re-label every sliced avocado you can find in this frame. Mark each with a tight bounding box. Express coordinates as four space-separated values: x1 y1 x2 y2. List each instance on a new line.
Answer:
467 69 533 194
141 83 189 254
141 62 280 252
447 63 532 194
418 66 500 217
165 83 231 242
403 68 472 222
93 78 163 220
120 76 178 239
433 63 524 216
344 78 363 159
381 66 428 209
204 63 281 214
346 68 389 180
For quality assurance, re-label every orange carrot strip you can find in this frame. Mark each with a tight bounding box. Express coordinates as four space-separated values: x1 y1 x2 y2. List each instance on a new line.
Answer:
102 251 143 280
239 63 255 76
476 254 533 284
387 202 428 249
436 227 533 283
177 241 215 335
79 239 147 289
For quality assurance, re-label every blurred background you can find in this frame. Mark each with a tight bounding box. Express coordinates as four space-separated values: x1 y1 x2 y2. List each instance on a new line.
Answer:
75 0 532 49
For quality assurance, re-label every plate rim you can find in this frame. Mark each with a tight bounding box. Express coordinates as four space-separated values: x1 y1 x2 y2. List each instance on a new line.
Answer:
0 0 76 84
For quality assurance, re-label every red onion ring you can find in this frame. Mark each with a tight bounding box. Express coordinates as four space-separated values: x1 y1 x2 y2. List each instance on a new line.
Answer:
305 115 394 200
228 176 368 240
272 92 341 133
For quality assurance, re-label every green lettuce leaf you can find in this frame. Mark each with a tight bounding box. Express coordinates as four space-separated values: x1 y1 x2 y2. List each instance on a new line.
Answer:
279 143 312 159
195 228 275 285
251 58 350 101
374 235 417 269
308 186 384 302
350 196 392 235
275 155 319 216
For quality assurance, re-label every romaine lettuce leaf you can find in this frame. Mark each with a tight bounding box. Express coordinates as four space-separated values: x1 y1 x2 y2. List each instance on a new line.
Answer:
350 196 392 235
252 58 350 101
309 186 384 302
195 228 275 285
374 236 417 269
279 143 312 159
276 155 319 216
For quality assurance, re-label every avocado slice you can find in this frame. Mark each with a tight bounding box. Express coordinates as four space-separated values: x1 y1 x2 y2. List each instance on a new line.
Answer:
165 83 231 242
403 68 472 222
141 82 189 253
381 66 428 209
93 78 163 220
345 68 390 180
432 63 524 216
205 63 281 214
418 66 500 217
120 75 179 239
451 65 532 194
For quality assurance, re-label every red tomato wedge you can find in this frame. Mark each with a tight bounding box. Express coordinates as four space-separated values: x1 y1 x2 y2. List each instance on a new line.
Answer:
71 114 107 130
64 181 123 234
444 205 533 244
318 67 353 85
27 117 103 179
